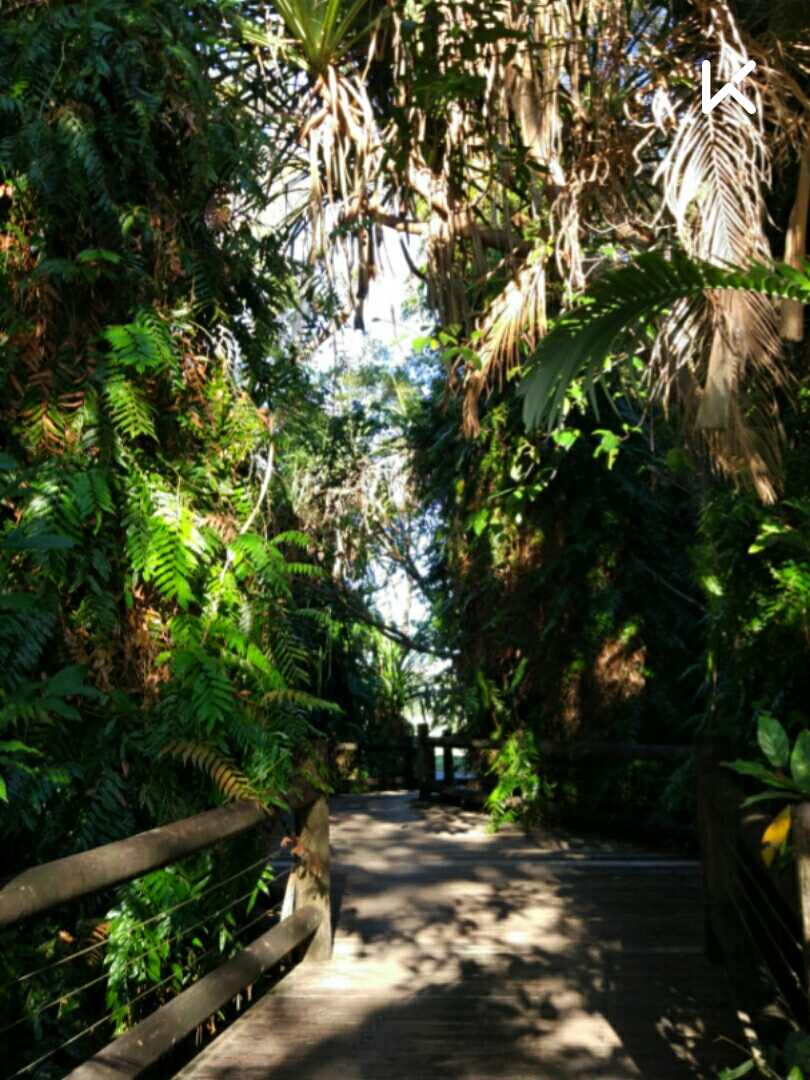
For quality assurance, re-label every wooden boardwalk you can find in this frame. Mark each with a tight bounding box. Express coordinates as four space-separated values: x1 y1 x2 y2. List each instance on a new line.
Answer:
174 793 744 1080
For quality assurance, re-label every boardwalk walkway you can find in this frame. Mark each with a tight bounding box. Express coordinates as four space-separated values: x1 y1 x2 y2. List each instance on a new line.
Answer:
175 793 744 1080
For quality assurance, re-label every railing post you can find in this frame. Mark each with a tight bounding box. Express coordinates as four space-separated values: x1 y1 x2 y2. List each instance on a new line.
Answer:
695 734 739 964
792 802 810 1022
327 739 337 790
418 723 431 800
292 741 331 962
405 736 415 790
443 729 454 788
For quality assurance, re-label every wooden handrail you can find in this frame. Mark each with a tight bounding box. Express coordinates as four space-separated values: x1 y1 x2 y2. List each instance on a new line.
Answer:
536 740 692 760
0 776 321 928
793 803 810 1026
331 731 692 799
61 906 323 1080
423 736 691 758
333 733 691 756
333 742 409 752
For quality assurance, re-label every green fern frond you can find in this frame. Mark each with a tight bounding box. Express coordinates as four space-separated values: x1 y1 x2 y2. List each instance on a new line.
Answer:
104 369 157 441
285 562 327 578
160 740 263 803
261 688 342 712
270 530 311 549
144 491 207 608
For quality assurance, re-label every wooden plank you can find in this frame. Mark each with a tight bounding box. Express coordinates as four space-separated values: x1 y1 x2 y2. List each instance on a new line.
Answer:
792 802 810 1026
417 723 431 800
293 784 332 962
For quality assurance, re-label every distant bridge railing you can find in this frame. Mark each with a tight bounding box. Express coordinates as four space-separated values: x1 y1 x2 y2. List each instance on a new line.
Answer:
331 726 693 797
0 747 332 1080
330 728 695 839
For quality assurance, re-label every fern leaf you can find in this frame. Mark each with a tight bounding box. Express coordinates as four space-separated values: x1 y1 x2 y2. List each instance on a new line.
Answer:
104 370 157 441
160 740 262 803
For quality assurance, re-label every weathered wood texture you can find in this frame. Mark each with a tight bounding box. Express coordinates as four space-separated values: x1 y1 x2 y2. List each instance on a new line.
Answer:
417 723 433 801
0 779 320 927
173 793 743 1080
292 784 332 962
789 802 810 1026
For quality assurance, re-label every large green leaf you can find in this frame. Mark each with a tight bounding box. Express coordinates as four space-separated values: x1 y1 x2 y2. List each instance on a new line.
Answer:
0 531 77 552
723 759 794 788
718 1061 754 1079
245 0 378 73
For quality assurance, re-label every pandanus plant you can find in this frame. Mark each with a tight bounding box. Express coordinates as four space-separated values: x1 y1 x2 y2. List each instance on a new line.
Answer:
260 0 387 328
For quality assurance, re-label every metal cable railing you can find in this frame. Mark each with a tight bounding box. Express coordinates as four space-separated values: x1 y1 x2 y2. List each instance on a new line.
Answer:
727 841 805 964
720 841 807 1023
5 894 289 1080
0 856 291 1040
0 750 331 1080
0 849 288 995
696 737 810 1040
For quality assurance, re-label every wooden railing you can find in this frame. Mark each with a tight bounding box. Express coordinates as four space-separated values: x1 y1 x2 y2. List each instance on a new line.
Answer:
415 726 693 799
330 728 696 843
696 736 810 1041
330 739 417 792
331 726 693 799
0 747 332 1080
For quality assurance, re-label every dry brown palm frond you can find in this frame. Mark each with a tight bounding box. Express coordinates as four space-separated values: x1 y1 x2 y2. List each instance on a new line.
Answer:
462 257 548 437
740 28 810 172
654 287 787 503
648 0 792 501
781 125 810 341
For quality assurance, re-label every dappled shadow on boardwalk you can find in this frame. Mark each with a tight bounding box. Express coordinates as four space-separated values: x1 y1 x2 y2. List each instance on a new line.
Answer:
174 794 743 1080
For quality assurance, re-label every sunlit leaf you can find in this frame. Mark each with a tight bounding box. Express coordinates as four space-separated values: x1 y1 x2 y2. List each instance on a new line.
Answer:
718 1062 754 1079
761 805 792 867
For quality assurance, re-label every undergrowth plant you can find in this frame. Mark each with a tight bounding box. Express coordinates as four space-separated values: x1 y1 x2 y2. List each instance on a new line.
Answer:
485 728 556 832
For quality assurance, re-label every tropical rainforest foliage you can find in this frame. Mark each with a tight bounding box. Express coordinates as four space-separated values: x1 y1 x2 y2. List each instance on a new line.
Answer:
2 0 810 1073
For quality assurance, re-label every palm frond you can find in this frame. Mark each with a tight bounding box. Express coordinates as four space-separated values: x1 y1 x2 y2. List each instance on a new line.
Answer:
462 258 547 437
648 2 791 499
519 253 808 433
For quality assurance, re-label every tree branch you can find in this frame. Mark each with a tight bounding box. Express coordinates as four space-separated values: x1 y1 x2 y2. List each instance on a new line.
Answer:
306 580 453 659
374 210 530 258
630 555 705 612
